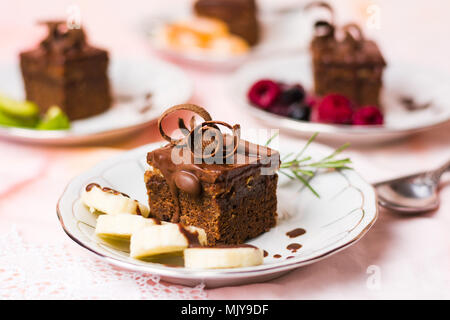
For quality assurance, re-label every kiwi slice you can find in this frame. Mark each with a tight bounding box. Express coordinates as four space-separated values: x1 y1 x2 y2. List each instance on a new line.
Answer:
37 106 70 130
0 110 38 128
0 94 39 118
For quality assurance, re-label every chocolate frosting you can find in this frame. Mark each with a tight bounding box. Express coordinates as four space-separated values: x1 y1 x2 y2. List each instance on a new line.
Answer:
148 104 280 223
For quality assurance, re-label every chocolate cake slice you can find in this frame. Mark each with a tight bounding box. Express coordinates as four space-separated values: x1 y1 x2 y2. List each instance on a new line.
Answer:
20 21 111 120
194 0 260 46
308 2 386 107
144 105 279 245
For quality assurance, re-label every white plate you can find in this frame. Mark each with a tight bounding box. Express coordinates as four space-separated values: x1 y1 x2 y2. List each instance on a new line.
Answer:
142 7 311 70
0 57 193 145
57 140 378 288
231 55 450 145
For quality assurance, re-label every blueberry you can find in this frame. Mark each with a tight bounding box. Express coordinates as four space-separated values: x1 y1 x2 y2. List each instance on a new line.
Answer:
287 103 311 121
279 84 305 106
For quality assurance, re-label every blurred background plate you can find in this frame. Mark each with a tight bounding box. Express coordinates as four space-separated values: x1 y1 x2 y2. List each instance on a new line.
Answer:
0 57 193 145
231 55 450 145
141 3 312 70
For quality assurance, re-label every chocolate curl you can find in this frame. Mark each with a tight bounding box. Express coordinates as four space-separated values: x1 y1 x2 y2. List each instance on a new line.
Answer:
187 121 241 161
158 104 213 145
304 1 335 18
305 1 336 38
38 20 86 53
313 20 335 38
342 23 365 48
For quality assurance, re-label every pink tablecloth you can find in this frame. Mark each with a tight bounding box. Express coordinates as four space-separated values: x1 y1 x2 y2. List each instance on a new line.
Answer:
1 0 449 299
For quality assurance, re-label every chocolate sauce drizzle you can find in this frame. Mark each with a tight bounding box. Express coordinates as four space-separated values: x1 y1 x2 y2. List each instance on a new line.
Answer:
287 243 302 253
286 228 306 238
178 224 201 247
85 183 130 198
85 182 145 215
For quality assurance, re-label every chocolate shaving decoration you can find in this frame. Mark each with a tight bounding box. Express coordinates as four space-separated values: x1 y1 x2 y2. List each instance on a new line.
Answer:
189 116 197 133
177 117 190 132
158 104 212 145
313 20 335 38
39 20 86 53
157 104 241 162
305 1 335 35
343 23 364 48
306 2 366 46
304 1 335 18
187 121 241 161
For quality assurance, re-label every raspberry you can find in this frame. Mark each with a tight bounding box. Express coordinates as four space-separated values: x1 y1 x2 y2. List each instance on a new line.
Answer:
352 106 384 125
247 79 281 109
316 94 354 124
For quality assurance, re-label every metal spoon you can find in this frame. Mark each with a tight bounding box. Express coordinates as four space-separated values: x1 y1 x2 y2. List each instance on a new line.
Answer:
374 160 450 214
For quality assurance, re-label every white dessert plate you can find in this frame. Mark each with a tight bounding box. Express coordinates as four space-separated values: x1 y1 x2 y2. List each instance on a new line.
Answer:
231 55 450 145
0 57 192 145
141 5 311 70
57 139 378 288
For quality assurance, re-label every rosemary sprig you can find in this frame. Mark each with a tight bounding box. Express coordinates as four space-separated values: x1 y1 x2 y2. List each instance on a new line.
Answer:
267 132 352 198
264 131 279 147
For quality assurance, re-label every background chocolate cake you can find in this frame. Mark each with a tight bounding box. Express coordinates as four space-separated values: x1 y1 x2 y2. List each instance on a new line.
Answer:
194 0 260 46
309 3 386 107
20 21 111 120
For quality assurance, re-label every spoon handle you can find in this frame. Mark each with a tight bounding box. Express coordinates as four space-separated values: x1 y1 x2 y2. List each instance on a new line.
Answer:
431 159 450 182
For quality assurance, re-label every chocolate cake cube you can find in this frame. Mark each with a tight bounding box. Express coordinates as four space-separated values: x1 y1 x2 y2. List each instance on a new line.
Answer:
145 141 279 245
194 0 260 46
310 23 386 107
20 22 111 120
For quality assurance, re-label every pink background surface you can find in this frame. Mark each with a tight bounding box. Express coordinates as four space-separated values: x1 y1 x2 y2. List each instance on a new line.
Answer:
1 0 450 299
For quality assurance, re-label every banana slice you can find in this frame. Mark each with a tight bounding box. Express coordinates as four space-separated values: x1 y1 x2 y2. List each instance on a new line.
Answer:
81 183 149 217
130 223 207 259
184 245 263 269
95 214 159 240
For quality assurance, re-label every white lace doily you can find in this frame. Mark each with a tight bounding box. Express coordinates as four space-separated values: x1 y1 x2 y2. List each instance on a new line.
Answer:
0 226 206 300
